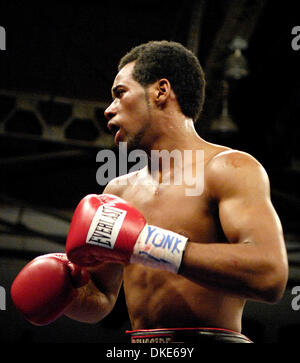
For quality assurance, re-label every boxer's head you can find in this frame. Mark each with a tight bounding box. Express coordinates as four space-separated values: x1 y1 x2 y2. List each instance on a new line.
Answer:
118 40 206 122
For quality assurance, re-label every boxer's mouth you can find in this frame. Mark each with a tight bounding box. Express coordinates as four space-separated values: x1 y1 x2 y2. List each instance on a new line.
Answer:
107 122 120 136
107 122 122 144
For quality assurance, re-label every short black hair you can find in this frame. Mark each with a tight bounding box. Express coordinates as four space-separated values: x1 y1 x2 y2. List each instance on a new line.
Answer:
118 40 206 122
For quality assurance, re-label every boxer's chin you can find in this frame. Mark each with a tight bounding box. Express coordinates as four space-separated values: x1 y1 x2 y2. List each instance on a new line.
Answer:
126 128 147 152
126 137 142 153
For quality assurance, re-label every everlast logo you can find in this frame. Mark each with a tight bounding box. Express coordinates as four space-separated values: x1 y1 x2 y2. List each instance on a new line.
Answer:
87 205 126 248
0 26 6 50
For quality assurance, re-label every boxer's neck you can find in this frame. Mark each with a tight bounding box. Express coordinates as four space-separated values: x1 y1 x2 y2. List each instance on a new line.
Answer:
144 116 205 178
144 113 200 151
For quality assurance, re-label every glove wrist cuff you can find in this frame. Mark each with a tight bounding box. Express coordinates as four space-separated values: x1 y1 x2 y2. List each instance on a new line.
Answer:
130 225 188 273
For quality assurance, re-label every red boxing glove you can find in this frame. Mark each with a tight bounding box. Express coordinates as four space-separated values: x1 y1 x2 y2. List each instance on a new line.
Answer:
66 194 188 273
11 253 90 326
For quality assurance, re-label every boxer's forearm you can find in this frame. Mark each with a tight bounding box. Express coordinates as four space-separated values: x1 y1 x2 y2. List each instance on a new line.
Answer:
179 240 287 304
64 260 124 324
63 279 118 323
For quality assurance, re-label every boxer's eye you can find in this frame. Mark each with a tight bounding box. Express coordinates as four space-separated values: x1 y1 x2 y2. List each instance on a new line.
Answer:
112 86 125 100
116 89 125 98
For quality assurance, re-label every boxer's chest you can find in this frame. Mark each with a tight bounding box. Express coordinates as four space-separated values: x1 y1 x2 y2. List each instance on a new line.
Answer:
121 181 223 244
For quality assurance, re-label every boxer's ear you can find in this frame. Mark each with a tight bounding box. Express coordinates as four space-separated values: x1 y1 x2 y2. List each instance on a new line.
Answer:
153 78 172 108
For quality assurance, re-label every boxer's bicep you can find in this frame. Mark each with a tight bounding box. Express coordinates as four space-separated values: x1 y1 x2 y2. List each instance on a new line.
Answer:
216 157 288 294
219 184 282 248
212 156 288 300
217 158 283 248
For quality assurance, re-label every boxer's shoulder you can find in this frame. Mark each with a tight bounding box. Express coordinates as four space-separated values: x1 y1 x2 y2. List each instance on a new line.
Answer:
205 148 268 198
208 148 262 170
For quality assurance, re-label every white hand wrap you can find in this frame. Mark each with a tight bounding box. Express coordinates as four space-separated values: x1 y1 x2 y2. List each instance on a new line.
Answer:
130 224 188 273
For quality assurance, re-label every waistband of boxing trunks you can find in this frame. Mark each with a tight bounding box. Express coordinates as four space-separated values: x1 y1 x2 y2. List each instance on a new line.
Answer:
126 327 253 343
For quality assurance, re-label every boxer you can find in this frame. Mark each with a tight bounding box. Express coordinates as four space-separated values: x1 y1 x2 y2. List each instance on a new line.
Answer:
11 41 288 343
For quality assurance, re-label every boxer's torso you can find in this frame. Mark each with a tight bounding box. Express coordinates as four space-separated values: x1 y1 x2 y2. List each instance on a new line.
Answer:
112 142 246 332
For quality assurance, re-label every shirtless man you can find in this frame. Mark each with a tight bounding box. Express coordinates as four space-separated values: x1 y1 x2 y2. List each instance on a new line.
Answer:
11 41 288 343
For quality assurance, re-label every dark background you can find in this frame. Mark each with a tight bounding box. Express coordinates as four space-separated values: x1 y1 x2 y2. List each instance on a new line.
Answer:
0 0 300 344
